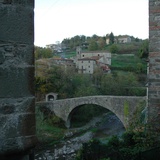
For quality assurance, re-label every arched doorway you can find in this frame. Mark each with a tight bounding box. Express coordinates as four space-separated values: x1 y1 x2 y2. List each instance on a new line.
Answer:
45 93 58 101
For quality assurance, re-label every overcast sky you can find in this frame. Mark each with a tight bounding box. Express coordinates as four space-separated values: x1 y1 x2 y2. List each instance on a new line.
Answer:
34 0 149 47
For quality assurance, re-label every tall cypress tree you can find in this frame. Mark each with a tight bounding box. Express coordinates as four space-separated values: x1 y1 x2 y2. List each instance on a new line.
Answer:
109 32 115 45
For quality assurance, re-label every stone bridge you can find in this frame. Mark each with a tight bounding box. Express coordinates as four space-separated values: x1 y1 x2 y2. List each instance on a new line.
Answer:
0 0 160 159
36 96 146 128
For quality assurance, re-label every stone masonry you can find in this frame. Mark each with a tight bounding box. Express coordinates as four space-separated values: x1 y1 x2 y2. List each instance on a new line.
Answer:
37 96 146 128
0 0 159 159
148 0 160 133
0 0 36 159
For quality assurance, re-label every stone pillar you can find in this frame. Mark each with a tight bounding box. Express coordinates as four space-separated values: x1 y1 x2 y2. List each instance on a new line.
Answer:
148 0 160 134
0 0 36 159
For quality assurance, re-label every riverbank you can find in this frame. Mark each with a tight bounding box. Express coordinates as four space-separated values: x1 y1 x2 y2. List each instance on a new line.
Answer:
35 112 125 160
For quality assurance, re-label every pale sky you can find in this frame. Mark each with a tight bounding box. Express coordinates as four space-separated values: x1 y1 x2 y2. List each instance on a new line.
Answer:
34 0 149 47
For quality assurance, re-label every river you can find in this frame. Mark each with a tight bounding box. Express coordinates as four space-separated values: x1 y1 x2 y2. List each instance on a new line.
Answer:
34 112 125 160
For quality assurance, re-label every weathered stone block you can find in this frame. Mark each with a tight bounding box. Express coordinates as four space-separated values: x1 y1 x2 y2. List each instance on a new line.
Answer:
0 0 34 6
0 135 37 155
0 113 36 139
0 44 34 66
0 67 34 98
149 45 160 52
0 97 35 114
148 105 160 120
149 98 160 104
0 50 5 64
0 5 34 43
148 0 160 135
0 0 35 157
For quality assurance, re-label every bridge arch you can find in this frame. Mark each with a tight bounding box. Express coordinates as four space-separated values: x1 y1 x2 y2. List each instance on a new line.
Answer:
37 96 146 129
66 102 125 129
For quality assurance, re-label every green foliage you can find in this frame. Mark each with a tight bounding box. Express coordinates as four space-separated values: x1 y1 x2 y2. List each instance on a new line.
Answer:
107 42 142 54
88 39 98 51
124 101 129 123
109 32 114 44
35 64 146 102
36 107 65 143
121 131 137 147
64 51 76 58
76 139 109 160
136 63 143 73
97 37 106 50
109 44 119 53
138 39 149 58
71 105 107 127
35 46 53 60
76 131 160 160
62 35 87 50
75 100 159 160
107 135 121 149
99 72 145 96
111 54 147 74
127 101 146 133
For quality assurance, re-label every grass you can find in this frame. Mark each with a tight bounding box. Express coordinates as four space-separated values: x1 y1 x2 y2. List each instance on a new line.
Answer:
112 54 141 67
111 54 147 73
64 51 76 58
36 107 66 145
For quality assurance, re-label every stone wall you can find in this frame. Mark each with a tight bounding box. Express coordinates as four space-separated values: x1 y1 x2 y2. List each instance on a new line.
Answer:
148 0 160 133
0 0 36 159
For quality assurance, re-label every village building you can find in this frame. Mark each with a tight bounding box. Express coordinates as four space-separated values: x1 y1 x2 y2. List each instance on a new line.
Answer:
76 47 111 74
106 35 131 45
116 35 132 43
36 46 111 75
46 42 66 53
35 57 76 76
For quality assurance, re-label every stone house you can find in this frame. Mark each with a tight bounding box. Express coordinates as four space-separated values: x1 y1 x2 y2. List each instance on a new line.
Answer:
35 57 76 77
46 43 63 53
77 56 101 74
116 35 131 43
106 35 131 44
76 47 111 74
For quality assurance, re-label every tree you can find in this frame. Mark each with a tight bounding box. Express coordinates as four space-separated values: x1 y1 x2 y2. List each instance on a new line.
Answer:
138 39 149 58
88 39 98 51
97 37 106 50
35 46 53 60
109 44 119 53
109 32 114 44
92 34 99 40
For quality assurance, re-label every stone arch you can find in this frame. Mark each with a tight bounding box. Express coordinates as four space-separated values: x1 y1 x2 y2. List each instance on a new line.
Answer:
65 102 125 129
